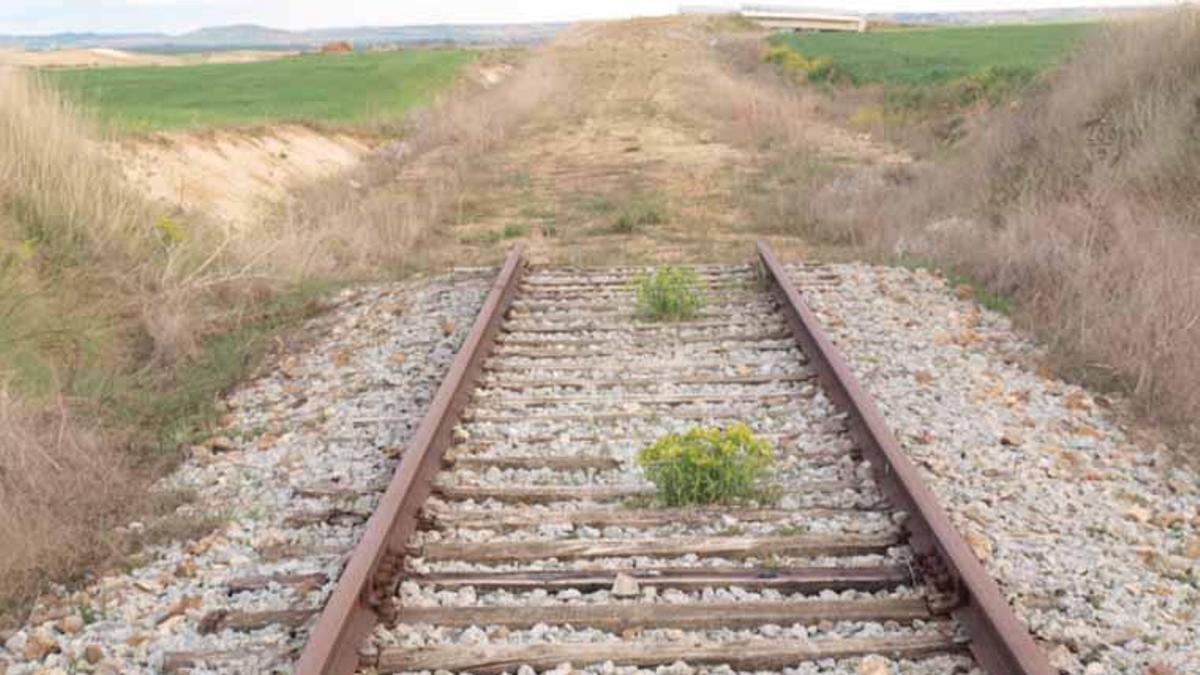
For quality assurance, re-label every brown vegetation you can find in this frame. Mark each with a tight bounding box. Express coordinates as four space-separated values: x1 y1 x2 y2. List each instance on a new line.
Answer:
300 17 888 269
269 46 556 275
0 42 553 608
804 8 1200 440
0 390 135 612
0 72 302 607
0 68 209 606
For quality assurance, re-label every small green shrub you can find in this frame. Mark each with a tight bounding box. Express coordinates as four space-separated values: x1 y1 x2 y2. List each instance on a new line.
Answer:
502 224 526 239
764 44 837 83
634 266 706 321
155 216 187 247
581 195 616 213
613 200 666 233
637 423 775 506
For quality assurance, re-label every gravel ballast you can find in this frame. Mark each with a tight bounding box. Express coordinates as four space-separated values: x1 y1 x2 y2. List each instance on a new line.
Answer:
790 263 1200 674
4 261 1195 675
361 266 967 675
0 272 491 674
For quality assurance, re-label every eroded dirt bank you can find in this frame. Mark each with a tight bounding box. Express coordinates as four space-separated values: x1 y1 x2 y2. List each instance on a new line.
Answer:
113 125 372 227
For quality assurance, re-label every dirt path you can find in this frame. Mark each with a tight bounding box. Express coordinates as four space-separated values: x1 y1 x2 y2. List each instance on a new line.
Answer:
403 17 903 268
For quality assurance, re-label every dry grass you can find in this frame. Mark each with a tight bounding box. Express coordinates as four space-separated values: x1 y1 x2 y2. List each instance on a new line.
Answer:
0 67 225 609
0 388 137 610
693 31 898 246
0 67 241 373
266 50 558 276
0 46 554 610
806 8 1200 440
0 70 150 264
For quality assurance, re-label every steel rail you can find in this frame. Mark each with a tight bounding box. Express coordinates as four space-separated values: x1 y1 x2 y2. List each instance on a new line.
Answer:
296 245 528 675
756 241 1052 675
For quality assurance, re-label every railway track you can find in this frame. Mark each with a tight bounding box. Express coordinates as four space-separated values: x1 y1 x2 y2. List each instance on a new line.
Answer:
291 243 1052 675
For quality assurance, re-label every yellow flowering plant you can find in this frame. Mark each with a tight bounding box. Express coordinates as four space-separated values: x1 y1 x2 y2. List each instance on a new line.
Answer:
637 423 775 506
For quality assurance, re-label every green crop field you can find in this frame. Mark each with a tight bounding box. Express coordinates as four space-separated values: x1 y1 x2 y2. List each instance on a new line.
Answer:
773 23 1096 86
48 48 477 132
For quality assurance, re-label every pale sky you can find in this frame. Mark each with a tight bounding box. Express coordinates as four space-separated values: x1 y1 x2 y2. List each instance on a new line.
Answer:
0 0 1179 35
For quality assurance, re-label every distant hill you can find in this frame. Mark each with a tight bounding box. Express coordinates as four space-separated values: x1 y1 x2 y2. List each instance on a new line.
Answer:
0 22 565 53
179 24 304 47
696 3 1168 25
0 6 1168 54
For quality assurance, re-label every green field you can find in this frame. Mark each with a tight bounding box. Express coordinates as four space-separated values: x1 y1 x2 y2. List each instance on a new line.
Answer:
49 49 477 132
773 23 1095 86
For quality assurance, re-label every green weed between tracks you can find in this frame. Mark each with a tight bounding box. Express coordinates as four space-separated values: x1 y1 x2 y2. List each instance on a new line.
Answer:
634 266 706 322
637 423 775 506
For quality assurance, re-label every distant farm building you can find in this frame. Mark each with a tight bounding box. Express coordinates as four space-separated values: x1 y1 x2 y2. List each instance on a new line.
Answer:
740 9 868 32
320 41 353 54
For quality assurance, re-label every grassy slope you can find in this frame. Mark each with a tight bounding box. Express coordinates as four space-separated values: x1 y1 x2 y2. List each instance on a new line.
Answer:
0 43 482 608
803 10 1200 437
48 48 477 132
775 23 1094 85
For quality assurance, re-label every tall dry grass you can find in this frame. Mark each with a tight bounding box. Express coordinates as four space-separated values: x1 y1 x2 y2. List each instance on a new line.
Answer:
263 50 558 276
0 69 150 264
0 389 137 607
687 29 876 241
806 8 1200 438
0 67 242 371
0 67 190 606
0 46 553 608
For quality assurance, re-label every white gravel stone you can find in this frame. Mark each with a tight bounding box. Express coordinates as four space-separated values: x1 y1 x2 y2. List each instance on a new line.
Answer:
0 271 493 674
789 263 1200 674
359 266 972 675
362 263 1197 674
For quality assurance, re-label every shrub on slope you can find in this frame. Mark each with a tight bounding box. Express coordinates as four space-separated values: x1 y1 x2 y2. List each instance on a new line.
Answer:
816 8 1200 436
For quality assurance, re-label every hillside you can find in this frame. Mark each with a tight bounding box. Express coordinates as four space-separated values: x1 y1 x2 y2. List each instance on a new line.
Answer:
806 8 1200 435
1 11 1199 675
0 22 565 52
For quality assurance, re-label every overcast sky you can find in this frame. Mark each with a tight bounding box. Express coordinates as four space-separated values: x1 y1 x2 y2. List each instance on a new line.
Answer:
0 0 1178 35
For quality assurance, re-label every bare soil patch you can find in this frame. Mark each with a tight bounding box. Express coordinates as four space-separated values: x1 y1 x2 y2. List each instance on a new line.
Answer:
113 125 372 226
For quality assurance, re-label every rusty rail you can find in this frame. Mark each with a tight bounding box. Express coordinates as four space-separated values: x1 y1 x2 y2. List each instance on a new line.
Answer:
298 242 1049 674
296 245 527 675
756 241 1052 675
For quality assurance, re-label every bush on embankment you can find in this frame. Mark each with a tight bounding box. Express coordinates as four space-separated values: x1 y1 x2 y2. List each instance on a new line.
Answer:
812 8 1200 441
